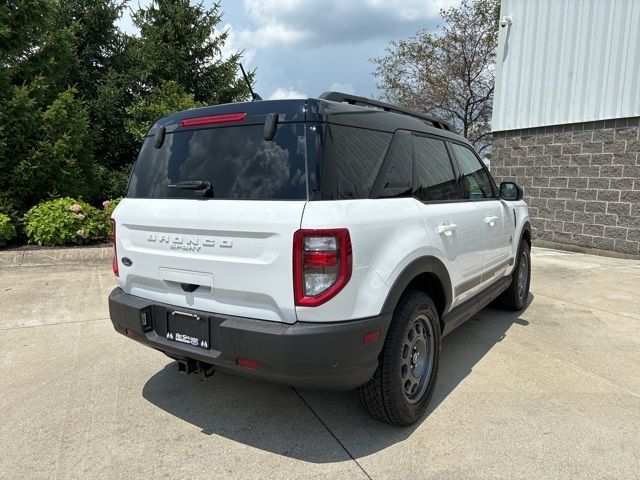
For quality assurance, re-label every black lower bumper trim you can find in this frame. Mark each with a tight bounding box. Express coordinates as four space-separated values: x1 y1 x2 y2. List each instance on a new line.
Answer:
108 288 391 390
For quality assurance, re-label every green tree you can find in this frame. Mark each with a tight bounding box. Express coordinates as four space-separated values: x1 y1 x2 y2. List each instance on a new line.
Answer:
126 80 202 141
0 0 254 215
53 1 139 196
372 0 500 154
132 0 252 104
9 88 98 209
56 0 126 98
0 0 55 92
0 81 47 214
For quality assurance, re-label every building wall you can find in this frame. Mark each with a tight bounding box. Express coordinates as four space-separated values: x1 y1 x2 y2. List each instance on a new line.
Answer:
491 118 640 257
492 0 640 131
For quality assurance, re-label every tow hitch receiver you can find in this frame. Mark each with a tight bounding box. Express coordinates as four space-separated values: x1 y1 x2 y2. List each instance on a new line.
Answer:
176 359 215 377
177 358 199 375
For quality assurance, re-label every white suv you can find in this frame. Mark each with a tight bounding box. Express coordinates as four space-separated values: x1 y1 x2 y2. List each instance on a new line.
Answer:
108 92 531 426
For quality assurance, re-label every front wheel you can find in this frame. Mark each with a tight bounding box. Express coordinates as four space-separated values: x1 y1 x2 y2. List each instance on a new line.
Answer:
359 290 441 426
497 241 531 311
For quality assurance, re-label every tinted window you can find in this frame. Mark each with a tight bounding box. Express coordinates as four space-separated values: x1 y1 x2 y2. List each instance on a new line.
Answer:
413 136 458 201
451 143 495 199
324 125 392 199
128 123 307 200
377 132 412 198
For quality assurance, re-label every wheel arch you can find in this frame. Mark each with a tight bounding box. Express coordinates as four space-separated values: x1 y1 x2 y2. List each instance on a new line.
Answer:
381 256 452 329
521 220 532 247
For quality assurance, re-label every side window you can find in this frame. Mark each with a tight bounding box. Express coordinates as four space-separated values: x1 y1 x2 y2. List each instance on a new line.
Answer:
451 143 495 199
377 132 412 198
413 136 458 202
326 125 392 199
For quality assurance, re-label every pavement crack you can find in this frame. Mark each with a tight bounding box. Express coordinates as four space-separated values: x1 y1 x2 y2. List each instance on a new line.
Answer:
292 387 373 480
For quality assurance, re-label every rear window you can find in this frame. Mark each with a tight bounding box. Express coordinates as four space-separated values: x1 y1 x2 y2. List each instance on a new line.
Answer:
128 123 308 200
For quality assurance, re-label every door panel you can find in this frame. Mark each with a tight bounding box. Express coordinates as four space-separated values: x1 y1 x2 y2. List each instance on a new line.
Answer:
416 202 485 308
411 135 485 309
449 142 511 285
474 200 512 270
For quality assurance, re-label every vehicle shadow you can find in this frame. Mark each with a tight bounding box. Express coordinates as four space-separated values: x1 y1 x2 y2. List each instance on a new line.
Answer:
142 295 532 463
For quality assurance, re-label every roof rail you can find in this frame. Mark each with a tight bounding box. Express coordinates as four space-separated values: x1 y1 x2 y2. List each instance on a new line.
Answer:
318 91 455 132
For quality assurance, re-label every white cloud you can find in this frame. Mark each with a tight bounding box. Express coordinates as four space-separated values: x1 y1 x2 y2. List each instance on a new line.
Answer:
234 0 461 48
269 87 307 99
219 24 256 65
234 23 309 49
364 0 461 20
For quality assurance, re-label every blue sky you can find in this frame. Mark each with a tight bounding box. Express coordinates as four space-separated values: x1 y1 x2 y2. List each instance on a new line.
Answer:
118 0 461 100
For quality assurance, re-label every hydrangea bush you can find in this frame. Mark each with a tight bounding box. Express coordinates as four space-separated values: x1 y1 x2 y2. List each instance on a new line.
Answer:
0 214 17 246
24 198 107 246
102 197 122 236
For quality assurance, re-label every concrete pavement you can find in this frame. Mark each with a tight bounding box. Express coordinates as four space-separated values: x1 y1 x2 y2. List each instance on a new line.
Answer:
1 247 639 479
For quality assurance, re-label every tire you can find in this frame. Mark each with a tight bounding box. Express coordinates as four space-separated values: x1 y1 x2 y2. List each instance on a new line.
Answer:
359 290 441 426
496 240 531 311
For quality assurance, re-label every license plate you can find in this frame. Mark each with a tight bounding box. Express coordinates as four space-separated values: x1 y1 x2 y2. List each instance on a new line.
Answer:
166 311 210 349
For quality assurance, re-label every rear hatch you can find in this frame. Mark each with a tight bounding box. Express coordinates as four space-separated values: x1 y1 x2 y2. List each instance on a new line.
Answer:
113 105 309 324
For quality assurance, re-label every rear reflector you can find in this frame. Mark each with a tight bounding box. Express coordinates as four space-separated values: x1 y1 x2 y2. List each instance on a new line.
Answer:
363 330 381 345
180 112 247 127
236 358 258 369
125 329 138 338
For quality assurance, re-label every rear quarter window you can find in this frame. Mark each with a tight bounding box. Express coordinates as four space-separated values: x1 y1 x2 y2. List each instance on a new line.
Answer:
321 125 392 199
128 123 308 200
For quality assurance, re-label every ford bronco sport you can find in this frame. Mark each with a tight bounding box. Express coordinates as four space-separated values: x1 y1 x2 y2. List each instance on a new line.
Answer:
108 92 531 426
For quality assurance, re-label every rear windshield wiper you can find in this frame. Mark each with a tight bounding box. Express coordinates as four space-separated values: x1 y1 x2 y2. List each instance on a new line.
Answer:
168 180 214 197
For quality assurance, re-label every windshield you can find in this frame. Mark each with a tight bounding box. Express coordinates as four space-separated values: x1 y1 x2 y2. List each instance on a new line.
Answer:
128 123 308 200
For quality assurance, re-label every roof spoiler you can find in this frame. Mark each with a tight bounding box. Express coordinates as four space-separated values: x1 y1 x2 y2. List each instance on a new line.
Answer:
318 91 455 132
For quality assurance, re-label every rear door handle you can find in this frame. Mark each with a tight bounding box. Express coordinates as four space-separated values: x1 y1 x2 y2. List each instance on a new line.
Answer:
484 214 498 226
437 224 458 236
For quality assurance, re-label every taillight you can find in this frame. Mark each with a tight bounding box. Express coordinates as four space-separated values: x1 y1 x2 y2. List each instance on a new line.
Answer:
179 112 246 127
110 219 119 277
293 229 352 307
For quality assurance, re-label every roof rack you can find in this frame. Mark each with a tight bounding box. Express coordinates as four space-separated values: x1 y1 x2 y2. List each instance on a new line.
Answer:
318 91 455 132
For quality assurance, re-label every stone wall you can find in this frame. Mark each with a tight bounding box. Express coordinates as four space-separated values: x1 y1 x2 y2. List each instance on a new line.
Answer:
491 117 640 257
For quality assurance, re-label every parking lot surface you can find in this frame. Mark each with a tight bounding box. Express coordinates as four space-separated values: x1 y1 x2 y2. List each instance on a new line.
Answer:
1 247 639 479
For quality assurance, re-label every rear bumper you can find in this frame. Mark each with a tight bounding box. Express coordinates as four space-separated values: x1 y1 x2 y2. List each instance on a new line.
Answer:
108 288 391 390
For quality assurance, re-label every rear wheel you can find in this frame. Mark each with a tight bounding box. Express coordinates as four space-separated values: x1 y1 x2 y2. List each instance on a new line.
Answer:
497 240 531 311
359 290 441 426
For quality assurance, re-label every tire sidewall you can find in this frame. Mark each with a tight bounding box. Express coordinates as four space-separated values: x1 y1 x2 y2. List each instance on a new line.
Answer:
384 293 441 425
514 243 531 310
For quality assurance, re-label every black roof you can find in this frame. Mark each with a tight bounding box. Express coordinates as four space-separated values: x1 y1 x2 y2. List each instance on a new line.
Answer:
149 93 468 145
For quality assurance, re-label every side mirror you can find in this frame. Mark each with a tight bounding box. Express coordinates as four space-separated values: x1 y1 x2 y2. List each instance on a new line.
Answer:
500 181 523 201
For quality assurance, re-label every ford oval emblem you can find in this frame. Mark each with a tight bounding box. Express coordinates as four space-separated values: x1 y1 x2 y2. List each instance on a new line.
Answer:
121 257 133 267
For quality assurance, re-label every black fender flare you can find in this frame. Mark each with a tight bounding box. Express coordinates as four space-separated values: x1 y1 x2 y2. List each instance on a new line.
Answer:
380 256 453 316
520 220 532 247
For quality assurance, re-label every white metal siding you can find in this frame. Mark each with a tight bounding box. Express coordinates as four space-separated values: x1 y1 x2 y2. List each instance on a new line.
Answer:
492 0 640 131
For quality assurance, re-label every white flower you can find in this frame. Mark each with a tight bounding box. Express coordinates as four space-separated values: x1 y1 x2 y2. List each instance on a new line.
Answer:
75 213 85 221
102 200 111 208
76 229 85 237
69 204 82 213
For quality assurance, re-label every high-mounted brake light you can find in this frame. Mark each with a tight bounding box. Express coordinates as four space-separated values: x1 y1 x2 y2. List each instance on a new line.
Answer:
179 112 247 127
110 219 118 277
293 229 352 307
